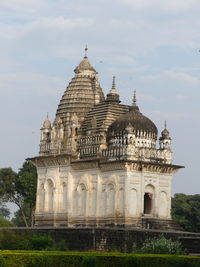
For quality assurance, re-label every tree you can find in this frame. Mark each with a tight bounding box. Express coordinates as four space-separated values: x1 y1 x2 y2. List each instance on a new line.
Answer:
0 161 37 227
0 203 10 219
171 193 200 232
16 161 37 226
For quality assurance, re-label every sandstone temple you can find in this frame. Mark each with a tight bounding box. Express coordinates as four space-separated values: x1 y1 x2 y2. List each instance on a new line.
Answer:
31 50 183 229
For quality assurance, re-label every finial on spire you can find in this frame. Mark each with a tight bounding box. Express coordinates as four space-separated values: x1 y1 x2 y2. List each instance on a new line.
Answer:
84 45 88 58
165 120 167 129
47 112 49 120
112 76 116 89
132 90 137 106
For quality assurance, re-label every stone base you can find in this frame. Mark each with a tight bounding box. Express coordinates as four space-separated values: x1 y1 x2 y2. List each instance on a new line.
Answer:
35 213 182 231
2 227 200 254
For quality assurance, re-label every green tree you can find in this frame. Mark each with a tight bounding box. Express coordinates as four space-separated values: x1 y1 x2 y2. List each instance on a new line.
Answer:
171 193 200 232
16 161 37 226
0 203 10 219
0 161 37 227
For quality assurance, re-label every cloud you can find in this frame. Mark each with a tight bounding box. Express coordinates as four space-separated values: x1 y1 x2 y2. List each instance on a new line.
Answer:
141 71 200 89
117 0 199 12
0 72 65 97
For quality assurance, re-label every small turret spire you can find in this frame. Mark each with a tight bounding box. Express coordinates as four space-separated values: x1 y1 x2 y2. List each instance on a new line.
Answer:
105 76 120 103
132 90 137 106
47 112 49 120
109 76 118 94
164 120 167 129
112 76 116 90
84 45 88 58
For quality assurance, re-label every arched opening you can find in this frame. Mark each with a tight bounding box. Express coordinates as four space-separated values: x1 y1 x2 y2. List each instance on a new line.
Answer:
144 192 152 214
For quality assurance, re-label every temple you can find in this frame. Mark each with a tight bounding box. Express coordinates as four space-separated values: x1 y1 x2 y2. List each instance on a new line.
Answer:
30 50 183 229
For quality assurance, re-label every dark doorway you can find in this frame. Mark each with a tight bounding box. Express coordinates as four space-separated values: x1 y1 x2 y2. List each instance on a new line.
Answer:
144 193 152 214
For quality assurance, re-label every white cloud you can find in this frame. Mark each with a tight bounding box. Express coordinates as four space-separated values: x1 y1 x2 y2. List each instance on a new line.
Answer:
0 72 65 96
118 0 199 12
141 71 200 89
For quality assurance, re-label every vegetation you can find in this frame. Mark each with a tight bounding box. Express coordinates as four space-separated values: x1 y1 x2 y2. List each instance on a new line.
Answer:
0 230 68 251
172 193 200 232
0 203 10 219
136 235 185 255
0 251 200 267
0 218 15 227
0 161 37 227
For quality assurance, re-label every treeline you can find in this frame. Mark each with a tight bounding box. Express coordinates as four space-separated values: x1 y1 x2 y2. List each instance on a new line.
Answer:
0 161 37 227
0 162 200 232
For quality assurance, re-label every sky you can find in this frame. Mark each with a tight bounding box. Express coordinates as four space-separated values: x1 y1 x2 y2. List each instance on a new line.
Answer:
0 0 200 208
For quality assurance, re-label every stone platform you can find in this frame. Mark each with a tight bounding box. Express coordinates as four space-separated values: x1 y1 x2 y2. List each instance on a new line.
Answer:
2 227 200 254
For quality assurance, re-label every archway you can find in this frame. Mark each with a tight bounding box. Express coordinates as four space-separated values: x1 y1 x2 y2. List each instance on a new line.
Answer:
144 192 152 214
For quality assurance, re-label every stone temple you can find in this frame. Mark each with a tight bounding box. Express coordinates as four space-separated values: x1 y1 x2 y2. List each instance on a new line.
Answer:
31 50 183 229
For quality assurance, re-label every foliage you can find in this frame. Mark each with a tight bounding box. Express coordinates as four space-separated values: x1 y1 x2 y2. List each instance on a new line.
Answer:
0 203 10 219
0 230 30 250
0 161 37 227
137 235 185 255
0 254 7 267
0 230 68 251
165 257 200 267
124 255 142 267
172 193 200 232
0 251 200 267
0 217 15 227
81 255 96 267
0 168 17 202
26 254 53 267
29 235 54 250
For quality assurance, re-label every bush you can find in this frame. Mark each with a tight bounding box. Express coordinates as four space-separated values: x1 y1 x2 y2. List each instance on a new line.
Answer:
0 230 29 250
0 217 15 227
45 240 68 251
81 255 96 267
26 254 53 267
137 235 185 255
165 257 200 267
124 255 141 267
0 254 7 267
29 235 54 250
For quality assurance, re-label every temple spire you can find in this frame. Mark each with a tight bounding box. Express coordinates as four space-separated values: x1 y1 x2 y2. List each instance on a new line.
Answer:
109 76 118 94
132 90 137 106
105 76 120 103
112 76 116 90
84 45 88 58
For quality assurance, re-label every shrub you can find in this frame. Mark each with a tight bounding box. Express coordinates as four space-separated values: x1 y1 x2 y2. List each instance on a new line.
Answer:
26 254 53 267
0 230 30 250
81 255 96 267
137 235 185 255
45 240 68 251
29 235 53 250
0 254 7 267
165 257 200 267
124 255 142 267
0 217 15 227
